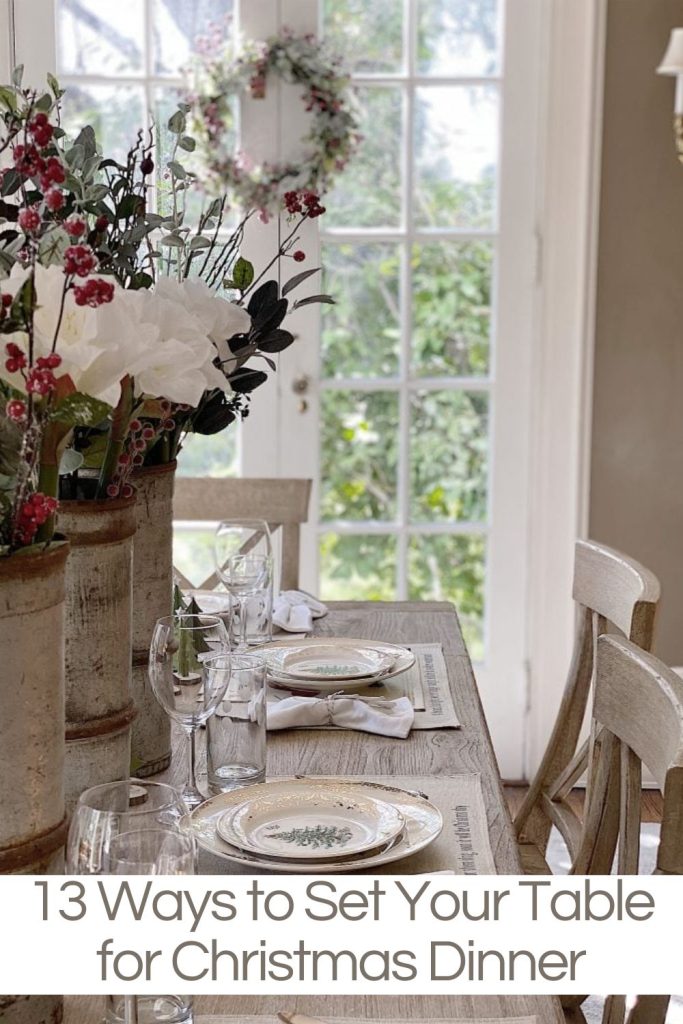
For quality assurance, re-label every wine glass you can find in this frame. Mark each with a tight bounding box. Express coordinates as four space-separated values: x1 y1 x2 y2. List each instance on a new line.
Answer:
107 826 195 1024
66 780 189 874
214 520 273 650
148 613 230 809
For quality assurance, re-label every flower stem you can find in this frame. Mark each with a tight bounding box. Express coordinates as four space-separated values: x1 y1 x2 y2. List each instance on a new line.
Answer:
96 376 134 499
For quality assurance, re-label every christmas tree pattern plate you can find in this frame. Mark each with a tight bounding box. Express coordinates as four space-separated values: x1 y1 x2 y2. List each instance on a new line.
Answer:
216 781 405 860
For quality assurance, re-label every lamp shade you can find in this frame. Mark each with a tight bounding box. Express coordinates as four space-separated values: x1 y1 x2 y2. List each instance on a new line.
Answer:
658 28 683 74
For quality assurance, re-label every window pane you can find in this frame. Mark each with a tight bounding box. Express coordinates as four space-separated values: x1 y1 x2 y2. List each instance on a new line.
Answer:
417 0 501 76
152 0 234 76
320 533 397 601
322 243 401 379
408 533 486 659
173 526 215 589
321 390 399 521
410 390 488 522
57 0 144 76
322 0 403 74
414 85 498 229
176 431 238 478
326 87 403 228
61 84 145 163
412 241 493 377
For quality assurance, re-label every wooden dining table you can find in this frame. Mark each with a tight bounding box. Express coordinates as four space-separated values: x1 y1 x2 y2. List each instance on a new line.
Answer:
65 601 564 1024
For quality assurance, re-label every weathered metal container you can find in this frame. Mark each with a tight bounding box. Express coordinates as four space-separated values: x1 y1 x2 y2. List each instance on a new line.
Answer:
0 541 69 877
58 497 136 811
0 995 63 1024
130 462 175 777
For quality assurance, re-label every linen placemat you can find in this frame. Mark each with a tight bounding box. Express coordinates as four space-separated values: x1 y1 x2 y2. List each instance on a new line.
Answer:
197 773 496 876
267 644 460 730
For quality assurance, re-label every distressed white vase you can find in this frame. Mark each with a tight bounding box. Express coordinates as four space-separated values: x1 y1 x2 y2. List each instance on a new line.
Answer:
130 462 175 777
0 541 69 875
58 497 136 811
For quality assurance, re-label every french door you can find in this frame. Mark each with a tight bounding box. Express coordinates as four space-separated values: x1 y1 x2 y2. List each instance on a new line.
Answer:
7 0 544 777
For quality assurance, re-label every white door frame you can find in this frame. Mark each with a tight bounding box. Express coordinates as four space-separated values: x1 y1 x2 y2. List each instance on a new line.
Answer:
524 0 607 779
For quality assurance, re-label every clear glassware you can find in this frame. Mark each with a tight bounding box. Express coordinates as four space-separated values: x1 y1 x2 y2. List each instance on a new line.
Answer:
206 653 267 793
66 782 194 1024
106 828 195 1024
214 520 273 650
66 780 189 874
148 614 230 809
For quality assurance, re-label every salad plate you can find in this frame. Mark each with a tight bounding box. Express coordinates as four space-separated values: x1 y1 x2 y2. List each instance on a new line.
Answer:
216 782 404 860
264 638 415 694
186 778 443 873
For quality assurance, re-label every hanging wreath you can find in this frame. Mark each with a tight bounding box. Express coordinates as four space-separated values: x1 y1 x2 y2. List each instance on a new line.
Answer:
189 30 362 214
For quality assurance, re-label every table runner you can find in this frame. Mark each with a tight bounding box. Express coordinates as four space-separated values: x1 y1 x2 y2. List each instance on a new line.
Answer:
267 644 460 731
201 1016 536 1024
197 774 496 875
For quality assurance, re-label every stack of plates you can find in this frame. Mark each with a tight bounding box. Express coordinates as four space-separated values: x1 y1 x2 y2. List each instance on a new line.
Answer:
187 778 443 872
263 637 415 693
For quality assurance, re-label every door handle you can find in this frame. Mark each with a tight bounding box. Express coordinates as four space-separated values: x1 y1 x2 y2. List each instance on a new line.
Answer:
292 375 310 413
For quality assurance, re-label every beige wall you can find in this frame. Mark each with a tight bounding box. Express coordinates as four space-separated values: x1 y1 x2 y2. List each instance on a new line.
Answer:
591 0 683 662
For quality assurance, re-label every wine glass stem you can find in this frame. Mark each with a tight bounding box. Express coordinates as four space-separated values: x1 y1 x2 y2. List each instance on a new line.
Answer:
123 996 138 1024
188 727 197 792
238 596 249 650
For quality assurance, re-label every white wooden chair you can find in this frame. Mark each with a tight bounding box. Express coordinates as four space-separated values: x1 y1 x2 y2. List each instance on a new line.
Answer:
570 634 683 1024
514 539 660 874
173 477 312 591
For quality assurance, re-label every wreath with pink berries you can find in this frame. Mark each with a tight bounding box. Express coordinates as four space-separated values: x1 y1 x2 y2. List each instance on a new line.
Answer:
189 29 361 213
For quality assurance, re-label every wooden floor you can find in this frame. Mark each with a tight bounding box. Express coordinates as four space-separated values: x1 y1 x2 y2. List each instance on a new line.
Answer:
504 785 664 822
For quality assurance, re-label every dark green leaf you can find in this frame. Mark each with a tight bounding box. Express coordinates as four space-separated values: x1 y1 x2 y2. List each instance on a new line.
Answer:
258 329 295 353
252 297 288 336
232 256 254 290
229 367 268 394
1 169 22 197
282 267 320 296
246 280 278 319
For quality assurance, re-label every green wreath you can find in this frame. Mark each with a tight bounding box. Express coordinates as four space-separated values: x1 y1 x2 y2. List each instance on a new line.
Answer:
190 30 361 213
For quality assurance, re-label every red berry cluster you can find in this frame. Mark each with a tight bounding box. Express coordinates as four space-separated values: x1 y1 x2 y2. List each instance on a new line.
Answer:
5 341 27 373
28 112 54 149
64 216 87 238
5 398 27 423
73 278 115 308
283 189 326 218
14 492 58 547
106 404 178 498
17 206 41 234
63 245 97 277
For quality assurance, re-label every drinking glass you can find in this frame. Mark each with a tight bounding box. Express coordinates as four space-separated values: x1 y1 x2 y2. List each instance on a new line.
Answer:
107 827 195 1024
214 520 273 649
149 614 230 809
206 653 267 793
66 781 194 1024
66 780 189 874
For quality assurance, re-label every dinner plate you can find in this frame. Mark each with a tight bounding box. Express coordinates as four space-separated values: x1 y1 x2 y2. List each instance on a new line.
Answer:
264 638 416 694
216 782 404 860
263 643 393 682
186 778 443 873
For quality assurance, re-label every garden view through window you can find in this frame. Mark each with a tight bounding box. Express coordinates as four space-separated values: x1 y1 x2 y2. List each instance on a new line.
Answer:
55 0 501 659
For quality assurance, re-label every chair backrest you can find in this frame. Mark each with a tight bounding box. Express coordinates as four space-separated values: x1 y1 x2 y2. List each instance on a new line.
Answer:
173 477 312 590
514 540 660 866
576 635 683 1024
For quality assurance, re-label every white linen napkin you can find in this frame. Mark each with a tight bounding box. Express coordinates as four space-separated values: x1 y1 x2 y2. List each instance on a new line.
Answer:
272 590 328 633
267 693 414 738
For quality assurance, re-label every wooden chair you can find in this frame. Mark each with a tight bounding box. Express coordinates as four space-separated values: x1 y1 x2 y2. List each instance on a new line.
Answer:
514 539 660 874
173 477 312 591
573 634 683 1024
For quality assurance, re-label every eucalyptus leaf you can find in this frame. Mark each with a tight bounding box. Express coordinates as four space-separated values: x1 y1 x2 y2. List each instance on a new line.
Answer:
35 92 53 113
160 234 186 248
168 160 188 180
87 184 110 202
167 109 186 134
59 448 84 475
282 267 320 296
0 87 17 112
38 227 70 266
178 135 196 152
292 294 336 309
188 236 211 250
73 125 98 159
11 65 23 88
65 145 85 170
